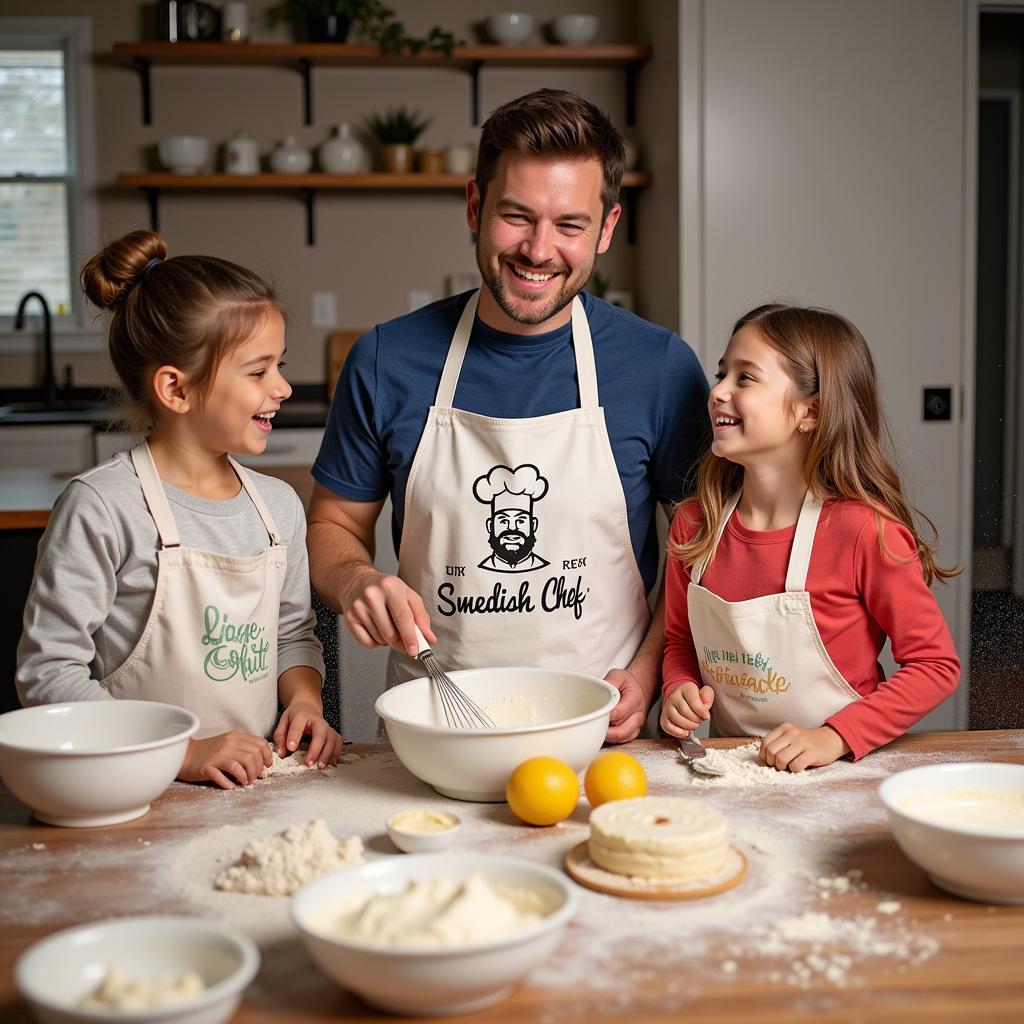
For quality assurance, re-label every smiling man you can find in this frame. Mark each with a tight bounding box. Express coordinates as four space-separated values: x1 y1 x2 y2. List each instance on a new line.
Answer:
308 90 709 742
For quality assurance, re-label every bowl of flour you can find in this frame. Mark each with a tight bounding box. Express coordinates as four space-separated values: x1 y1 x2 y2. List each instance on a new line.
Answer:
879 762 1024 904
291 851 576 1016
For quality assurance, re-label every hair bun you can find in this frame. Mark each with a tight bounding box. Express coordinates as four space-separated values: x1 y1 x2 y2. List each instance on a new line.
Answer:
80 230 169 311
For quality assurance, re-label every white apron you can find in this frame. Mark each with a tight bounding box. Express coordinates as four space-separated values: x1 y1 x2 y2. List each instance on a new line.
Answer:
100 442 288 740
388 289 651 685
687 491 860 737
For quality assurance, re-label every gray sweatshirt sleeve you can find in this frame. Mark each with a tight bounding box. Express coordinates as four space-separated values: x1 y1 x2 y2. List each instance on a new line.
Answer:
276 490 325 682
16 481 119 705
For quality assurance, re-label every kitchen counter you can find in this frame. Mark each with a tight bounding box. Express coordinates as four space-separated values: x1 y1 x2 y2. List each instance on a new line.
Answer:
1 732 1022 1022
0 469 70 529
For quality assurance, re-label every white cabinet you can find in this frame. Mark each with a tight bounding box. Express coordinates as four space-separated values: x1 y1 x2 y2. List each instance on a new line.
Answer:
232 427 324 469
0 425 94 473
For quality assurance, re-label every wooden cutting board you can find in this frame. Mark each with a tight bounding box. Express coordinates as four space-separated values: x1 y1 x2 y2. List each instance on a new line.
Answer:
326 329 365 398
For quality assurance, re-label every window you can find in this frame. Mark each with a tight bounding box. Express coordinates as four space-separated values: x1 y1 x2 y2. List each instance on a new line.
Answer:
0 18 97 334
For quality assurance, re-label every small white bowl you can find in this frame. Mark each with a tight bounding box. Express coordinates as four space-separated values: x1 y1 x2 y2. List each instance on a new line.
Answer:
0 701 198 827
550 14 600 45
158 135 209 174
386 810 462 853
486 12 534 45
878 762 1024 904
375 666 618 802
291 852 576 1016
15 916 260 1024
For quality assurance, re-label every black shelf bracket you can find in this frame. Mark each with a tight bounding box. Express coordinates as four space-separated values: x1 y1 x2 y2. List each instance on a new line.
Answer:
133 57 152 124
625 62 639 126
469 61 483 125
297 59 313 125
143 187 160 232
302 188 315 246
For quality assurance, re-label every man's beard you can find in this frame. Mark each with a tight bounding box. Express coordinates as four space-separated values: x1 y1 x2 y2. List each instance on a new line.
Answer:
489 530 537 566
475 247 593 326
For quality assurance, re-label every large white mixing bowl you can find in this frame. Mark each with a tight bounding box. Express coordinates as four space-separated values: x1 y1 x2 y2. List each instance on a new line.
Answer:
375 666 619 801
0 701 198 827
291 852 577 1016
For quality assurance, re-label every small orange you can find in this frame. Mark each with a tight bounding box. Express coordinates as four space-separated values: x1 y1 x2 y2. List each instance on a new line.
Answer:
505 756 580 826
584 751 648 807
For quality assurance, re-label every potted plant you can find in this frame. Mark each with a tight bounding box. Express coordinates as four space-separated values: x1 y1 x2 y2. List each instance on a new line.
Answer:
366 106 432 173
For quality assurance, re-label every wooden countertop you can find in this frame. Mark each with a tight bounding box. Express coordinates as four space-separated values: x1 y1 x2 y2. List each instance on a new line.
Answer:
1 732 1022 1022
0 469 74 529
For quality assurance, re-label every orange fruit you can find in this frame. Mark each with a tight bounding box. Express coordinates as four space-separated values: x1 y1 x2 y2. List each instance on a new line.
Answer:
584 751 648 807
505 756 580 826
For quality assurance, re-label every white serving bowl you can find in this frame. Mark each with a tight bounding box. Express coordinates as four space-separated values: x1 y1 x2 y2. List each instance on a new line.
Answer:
550 14 600 45
291 852 576 1016
158 135 209 174
15 916 259 1024
375 666 619 801
387 810 462 853
486 12 534 45
878 762 1024 905
0 702 198 827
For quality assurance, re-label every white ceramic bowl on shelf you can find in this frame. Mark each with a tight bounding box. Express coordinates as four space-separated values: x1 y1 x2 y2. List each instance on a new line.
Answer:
15 916 259 1024
0 701 198 827
158 135 209 174
550 14 600 45
375 666 618 802
291 852 576 1016
486 12 534 45
878 762 1024 904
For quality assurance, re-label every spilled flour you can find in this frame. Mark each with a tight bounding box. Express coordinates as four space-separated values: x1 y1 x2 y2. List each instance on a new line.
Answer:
686 741 840 787
257 749 364 781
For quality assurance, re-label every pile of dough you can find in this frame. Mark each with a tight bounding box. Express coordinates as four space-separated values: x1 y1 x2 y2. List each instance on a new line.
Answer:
588 796 728 881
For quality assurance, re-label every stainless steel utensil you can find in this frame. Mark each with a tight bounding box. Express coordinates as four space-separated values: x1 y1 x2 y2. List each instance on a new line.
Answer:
677 737 727 776
414 627 496 729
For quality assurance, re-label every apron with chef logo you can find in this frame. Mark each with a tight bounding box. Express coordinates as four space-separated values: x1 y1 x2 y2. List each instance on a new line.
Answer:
687 490 861 736
388 289 651 685
100 442 287 739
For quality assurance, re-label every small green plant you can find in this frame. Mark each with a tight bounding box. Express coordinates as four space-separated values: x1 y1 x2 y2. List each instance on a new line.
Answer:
366 106 432 145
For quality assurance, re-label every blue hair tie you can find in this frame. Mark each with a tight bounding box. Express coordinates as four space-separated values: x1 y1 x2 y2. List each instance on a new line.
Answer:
143 257 162 273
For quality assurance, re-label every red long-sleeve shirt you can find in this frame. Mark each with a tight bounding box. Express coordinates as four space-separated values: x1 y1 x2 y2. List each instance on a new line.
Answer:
662 499 960 760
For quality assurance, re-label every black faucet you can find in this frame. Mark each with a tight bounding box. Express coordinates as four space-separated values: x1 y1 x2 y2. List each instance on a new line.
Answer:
14 291 57 406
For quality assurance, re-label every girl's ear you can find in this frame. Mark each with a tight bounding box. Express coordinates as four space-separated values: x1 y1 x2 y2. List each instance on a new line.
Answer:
151 365 191 416
797 394 820 434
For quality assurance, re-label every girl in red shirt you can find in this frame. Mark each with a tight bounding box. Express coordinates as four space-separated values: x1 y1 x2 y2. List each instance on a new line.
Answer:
661 304 959 771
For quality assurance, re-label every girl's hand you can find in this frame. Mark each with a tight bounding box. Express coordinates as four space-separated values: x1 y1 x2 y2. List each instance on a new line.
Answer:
759 724 851 773
178 732 273 789
660 681 715 739
274 702 342 769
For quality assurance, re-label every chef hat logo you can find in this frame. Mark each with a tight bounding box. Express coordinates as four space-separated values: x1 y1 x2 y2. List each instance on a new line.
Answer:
473 464 548 513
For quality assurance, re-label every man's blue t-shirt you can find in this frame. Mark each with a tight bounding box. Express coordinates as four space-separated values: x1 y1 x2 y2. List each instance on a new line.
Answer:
313 290 710 593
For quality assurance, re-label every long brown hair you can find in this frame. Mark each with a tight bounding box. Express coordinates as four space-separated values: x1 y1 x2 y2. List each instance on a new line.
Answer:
674 304 958 585
81 230 283 435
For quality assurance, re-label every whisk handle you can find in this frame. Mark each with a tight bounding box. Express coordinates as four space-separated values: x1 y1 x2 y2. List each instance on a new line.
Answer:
413 625 432 658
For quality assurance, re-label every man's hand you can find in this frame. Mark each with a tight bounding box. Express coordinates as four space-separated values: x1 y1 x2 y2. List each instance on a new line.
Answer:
604 667 651 743
758 723 850 773
178 731 273 790
274 701 342 768
659 681 714 739
342 567 436 657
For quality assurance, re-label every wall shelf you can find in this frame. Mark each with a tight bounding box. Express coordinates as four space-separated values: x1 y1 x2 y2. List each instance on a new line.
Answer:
112 42 652 125
116 171 653 246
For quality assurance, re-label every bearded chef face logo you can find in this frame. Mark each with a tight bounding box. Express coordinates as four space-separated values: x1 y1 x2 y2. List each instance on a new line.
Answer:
473 464 551 574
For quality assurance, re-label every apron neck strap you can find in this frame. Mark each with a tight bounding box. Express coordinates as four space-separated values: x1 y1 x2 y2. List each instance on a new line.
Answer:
434 290 599 410
130 443 282 548
784 490 824 592
692 491 741 584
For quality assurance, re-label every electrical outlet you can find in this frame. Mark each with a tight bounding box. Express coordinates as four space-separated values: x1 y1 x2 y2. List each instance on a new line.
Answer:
312 291 337 328
408 289 434 312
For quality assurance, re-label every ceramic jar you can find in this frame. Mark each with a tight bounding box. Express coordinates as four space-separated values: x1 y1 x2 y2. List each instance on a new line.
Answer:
379 143 414 173
444 142 475 175
269 136 312 174
224 130 259 174
319 123 366 174
418 148 445 173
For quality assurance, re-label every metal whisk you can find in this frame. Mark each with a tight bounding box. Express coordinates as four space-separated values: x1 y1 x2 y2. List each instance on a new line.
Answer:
414 627 496 729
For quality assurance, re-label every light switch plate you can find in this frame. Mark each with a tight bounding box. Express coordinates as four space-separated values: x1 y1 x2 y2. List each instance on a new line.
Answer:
312 291 337 328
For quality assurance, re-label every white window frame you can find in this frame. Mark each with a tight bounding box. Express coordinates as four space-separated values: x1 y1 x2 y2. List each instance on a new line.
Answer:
0 17 101 352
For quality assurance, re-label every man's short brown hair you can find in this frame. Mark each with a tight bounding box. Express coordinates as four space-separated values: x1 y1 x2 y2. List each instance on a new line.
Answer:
475 89 626 220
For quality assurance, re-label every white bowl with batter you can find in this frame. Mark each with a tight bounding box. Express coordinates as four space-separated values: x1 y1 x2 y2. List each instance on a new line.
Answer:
15 915 259 1024
375 666 619 801
291 852 576 1016
0 701 198 827
879 762 1024 904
